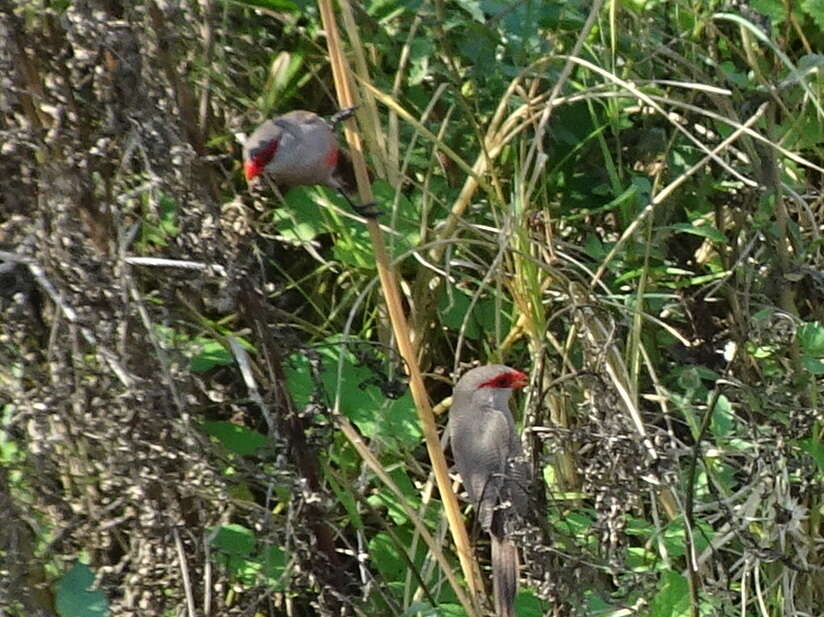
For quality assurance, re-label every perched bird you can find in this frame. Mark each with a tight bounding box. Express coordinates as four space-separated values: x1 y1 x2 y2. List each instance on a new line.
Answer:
449 364 530 617
242 107 378 217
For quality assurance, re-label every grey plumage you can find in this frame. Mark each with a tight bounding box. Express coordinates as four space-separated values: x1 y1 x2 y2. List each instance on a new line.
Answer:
449 364 529 617
243 111 340 188
243 109 378 217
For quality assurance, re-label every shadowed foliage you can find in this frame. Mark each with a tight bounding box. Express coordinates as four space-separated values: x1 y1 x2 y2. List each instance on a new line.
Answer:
2 1 824 616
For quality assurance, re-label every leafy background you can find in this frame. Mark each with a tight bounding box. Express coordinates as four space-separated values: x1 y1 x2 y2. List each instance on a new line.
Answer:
2 0 824 616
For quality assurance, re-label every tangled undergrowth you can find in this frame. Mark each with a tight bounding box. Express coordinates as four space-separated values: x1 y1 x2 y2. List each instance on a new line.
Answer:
2 1 823 616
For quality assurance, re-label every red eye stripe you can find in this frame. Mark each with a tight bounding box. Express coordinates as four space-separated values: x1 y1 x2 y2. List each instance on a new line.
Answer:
479 370 528 389
252 139 280 171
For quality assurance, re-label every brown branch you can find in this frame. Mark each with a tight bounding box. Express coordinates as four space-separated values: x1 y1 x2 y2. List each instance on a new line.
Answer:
316 0 483 612
236 278 350 611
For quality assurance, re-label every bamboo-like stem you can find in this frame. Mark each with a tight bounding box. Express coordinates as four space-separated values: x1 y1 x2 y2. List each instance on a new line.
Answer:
316 0 483 611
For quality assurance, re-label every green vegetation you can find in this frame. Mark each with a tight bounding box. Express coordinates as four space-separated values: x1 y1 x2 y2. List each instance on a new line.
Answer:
1 0 823 616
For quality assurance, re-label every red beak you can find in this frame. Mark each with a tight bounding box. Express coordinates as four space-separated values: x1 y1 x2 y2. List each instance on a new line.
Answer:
511 370 528 389
244 160 261 182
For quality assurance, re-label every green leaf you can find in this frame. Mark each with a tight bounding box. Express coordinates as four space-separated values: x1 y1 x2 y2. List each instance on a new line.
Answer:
221 0 299 12
259 544 287 588
627 545 657 570
514 591 545 617
55 563 109 617
209 524 262 585
650 570 690 617
409 37 435 86
438 285 512 341
328 473 365 529
141 193 180 248
799 436 824 472
331 220 373 268
802 356 824 374
668 222 727 244
565 183 638 222
751 0 787 23
627 516 712 559
453 0 484 21
367 468 421 525
801 0 824 30
261 51 305 111
457 23 499 72
431 604 466 617
710 394 733 437
201 421 267 456
798 321 824 357
190 339 234 373
209 525 287 588
285 340 420 449
368 531 407 581
719 60 750 89
210 524 256 555
663 518 712 558
273 188 328 243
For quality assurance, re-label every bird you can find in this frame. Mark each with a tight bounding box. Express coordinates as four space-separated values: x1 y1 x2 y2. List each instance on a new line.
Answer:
449 364 530 617
242 107 379 217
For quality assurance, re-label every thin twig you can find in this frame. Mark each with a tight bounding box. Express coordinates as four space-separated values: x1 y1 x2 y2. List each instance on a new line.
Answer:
173 527 197 617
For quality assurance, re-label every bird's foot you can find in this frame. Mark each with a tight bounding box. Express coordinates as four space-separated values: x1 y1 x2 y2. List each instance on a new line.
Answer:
330 106 358 127
338 188 382 218
351 200 382 219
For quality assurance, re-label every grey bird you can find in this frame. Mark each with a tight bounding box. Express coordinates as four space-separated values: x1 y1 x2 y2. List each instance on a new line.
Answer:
243 108 379 217
449 364 530 617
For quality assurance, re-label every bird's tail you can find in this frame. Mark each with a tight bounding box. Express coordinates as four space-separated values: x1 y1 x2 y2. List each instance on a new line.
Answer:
491 534 519 617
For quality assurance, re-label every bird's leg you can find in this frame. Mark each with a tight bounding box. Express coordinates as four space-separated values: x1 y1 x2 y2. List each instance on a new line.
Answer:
337 187 382 218
328 107 377 217
329 105 358 127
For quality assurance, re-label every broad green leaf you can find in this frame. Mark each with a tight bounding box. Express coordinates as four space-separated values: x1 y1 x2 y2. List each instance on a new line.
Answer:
650 570 690 617
368 531 408 581
285 340 420 449
209 525 287 588
457 23 499 73
710 394 734 438
751 0 787 23
438 285 512 341
260 544 287 588
191 340 234 373
801 356 824 374
514 591 545 617
565 183 638 221
210 524 256 555
409 38 435 86
801 0 824 30
55 563 109 617
453 0 484 21
432 604 466 617
798 322 824 356
331 219 373 269
273 188 328 243
627 545 657 570
201 421 267 456
367 468 421 525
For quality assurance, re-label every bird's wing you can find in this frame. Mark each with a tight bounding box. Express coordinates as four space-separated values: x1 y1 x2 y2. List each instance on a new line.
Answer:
452 407 511 531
